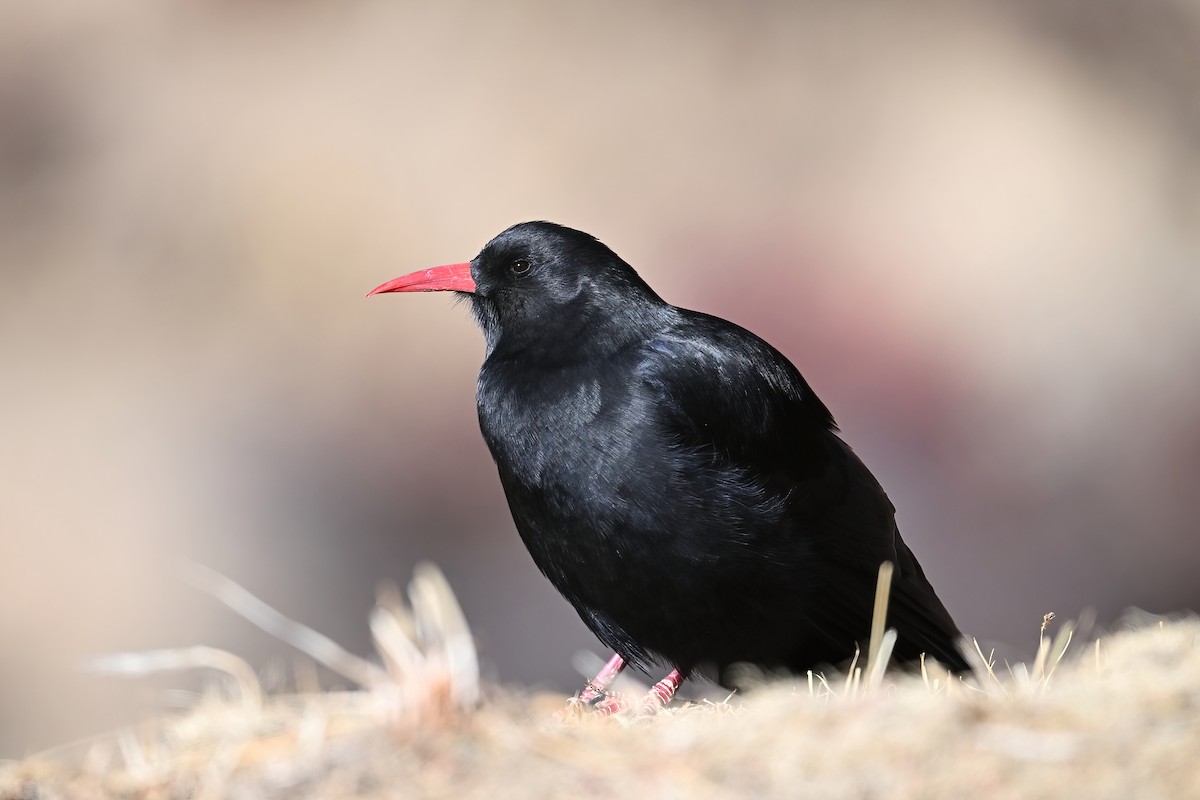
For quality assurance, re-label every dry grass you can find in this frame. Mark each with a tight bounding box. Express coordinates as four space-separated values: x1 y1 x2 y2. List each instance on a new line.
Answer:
3 567 1197 799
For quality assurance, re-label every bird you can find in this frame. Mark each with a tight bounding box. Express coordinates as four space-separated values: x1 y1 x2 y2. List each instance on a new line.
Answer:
368 221 968 712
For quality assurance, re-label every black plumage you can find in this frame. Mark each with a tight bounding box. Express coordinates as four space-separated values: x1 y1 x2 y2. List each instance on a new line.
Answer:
370 221 968 688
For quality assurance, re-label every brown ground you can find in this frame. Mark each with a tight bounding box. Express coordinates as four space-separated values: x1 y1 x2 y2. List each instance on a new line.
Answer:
3 567 1197 799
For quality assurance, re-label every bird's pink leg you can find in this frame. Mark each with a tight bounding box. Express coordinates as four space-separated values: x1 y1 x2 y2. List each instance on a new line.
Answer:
576 652 625 705
593 668 685 716
640 668 684 713
566 656 686 717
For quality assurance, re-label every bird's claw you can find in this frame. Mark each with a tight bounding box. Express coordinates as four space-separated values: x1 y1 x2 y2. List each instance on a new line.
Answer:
557 684 679 719
640 691 669 715
559 665 683 718
553 695 591 722
592 691 628 716
555 691 628 719
640 698 664 715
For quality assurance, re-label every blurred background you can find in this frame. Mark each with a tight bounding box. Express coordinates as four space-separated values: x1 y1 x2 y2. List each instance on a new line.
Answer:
2 0 1199 756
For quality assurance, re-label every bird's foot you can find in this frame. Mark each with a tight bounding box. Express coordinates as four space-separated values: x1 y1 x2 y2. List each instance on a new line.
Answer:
576 678 607 706
554 652 627 720
591 669 684 717
554 689 630 719
592 691 628 716
556 658 685 718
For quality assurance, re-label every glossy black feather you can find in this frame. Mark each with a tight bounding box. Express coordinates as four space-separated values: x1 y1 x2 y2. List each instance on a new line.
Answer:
467 221 967 679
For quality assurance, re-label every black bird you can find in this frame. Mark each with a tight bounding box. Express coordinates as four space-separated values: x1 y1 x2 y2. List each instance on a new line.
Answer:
369 221 968 711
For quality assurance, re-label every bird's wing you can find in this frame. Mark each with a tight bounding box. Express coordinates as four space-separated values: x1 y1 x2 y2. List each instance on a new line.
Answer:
635 310 893 563
638 311 966 670
636 310 836 473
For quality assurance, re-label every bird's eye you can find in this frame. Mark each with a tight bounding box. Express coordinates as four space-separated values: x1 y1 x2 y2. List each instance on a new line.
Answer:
510 258 531 275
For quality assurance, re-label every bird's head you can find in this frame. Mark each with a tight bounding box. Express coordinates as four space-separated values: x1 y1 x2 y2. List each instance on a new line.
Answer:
368 221 665 354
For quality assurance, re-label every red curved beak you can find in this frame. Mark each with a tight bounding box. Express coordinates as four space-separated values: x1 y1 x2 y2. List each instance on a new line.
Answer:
366 262 476 297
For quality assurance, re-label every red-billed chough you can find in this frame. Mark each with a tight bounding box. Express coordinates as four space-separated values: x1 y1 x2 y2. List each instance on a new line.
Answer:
369 221 968 712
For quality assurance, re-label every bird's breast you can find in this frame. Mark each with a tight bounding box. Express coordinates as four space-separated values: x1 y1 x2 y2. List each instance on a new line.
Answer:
476 365 645 490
